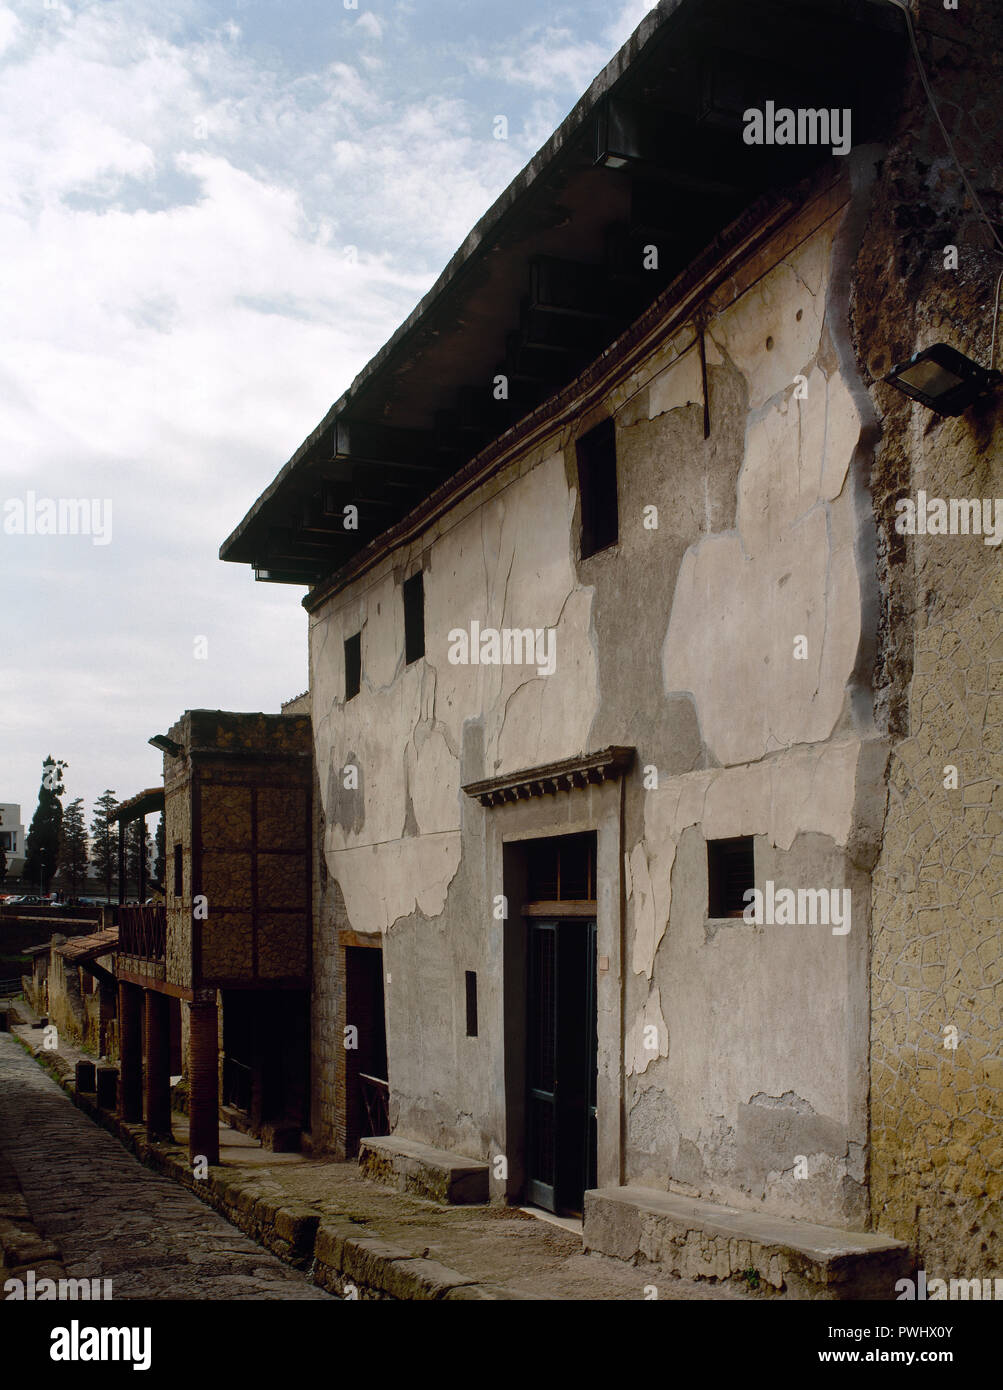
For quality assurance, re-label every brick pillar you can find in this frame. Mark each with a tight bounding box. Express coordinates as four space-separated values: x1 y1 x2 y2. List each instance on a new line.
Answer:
188 992 219 1166
117 982 143 1122
144 990 171 1139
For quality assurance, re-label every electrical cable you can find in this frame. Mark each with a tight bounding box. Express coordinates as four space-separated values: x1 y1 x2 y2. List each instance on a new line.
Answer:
884 0 1003 366
883 0 1003 258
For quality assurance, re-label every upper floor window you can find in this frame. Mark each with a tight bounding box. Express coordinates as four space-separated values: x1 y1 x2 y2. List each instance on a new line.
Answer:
344 632 362 701
403 571 425 664
577 417 618 559
707 836 755 918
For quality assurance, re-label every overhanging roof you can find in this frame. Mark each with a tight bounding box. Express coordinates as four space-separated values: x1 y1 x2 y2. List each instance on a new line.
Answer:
221 0 903 591
109 789 164 825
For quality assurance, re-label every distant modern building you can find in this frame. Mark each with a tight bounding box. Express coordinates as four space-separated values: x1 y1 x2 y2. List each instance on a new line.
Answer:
0 802 26 882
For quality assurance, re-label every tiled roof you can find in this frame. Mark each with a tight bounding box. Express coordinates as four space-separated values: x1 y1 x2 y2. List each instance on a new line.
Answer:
55 927 119 962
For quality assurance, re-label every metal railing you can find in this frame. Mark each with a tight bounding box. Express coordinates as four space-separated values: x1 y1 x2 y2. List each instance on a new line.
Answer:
359 1073 390 1137
223 1057 252 1113
118 904 166 961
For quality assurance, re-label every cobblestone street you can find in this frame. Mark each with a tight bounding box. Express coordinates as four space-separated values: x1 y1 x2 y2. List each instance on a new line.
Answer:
0 1035 331 1300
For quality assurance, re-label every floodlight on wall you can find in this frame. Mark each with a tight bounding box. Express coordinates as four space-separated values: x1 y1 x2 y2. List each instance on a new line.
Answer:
884 343 1001 417
594 98 652 170
148 735 183 757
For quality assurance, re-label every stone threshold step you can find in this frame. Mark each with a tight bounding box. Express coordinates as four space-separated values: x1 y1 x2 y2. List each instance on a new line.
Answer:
584 1186 912 1300
359 1136 489 1205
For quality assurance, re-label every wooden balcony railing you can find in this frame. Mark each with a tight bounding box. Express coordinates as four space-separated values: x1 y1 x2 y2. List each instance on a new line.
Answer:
118 904 166 962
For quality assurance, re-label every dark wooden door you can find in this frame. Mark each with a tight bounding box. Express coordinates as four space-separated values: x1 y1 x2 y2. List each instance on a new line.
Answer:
526 918 598 1216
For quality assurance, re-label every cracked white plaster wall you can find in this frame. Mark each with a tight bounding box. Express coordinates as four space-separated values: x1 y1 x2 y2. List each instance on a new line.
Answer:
330 835 462 940
635 738 864 863
626 984 669 1076
709 226 831 411
662 220 863 768
311 448 599 934
623 740 869 1146
648 343 704 418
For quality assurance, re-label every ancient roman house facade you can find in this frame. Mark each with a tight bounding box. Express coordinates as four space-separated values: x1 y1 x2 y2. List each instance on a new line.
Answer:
221 0 1001 1285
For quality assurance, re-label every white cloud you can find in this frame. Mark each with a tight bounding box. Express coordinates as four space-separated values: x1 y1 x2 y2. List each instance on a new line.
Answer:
0 0 545 823
0 0 644 827
0 3 21 57
355 12 383 40
460 2 657 94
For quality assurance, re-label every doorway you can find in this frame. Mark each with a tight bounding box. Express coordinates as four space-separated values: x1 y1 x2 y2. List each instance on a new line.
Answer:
526 918 598 1216
522 831 598 1218
344 945 389 1153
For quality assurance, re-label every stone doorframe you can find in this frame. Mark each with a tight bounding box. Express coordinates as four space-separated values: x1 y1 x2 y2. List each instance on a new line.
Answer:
463 746 633 1203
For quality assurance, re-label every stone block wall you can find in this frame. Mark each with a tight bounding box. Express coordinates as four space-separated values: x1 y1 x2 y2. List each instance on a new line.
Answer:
855 0 1003 1271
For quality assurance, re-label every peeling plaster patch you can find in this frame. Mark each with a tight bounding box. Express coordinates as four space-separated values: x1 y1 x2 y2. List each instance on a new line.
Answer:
332 833 462 936
661 340 863 765
495 586 597 772
406 725 459 834
711 227 834 411
629 1085 680 1156
821 368 859 501
327 749 364 835
648 345 703 419
627 838 674 978
626 985 669 1075
637 739 863 867
735 1093 849 1188
673 1136 706 1188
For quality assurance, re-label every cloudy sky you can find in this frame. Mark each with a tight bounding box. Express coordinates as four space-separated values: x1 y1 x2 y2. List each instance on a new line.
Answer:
0 0 655 841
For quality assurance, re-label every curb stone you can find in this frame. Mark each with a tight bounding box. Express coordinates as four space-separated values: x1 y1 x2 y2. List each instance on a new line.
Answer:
13 1029 524 1301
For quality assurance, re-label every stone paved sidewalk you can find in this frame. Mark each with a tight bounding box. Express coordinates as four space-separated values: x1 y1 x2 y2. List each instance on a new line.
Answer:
0 1032 331 1300
5 1017 745 1300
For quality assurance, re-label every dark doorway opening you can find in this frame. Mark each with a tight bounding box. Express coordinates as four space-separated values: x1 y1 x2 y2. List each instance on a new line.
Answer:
221 988 310 1140
517 830 598 1218
222 990 254 1115
345 945 389 1154
168 995 182 1075
526 917 598 1216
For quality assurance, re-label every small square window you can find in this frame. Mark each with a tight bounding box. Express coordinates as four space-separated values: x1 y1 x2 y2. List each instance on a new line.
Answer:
707 836 755 918
345 632 361 700
577 417 618 559
403 572 425 665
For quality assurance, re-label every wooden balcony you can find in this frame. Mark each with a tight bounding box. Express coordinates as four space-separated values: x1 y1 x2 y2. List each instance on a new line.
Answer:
118 904 166 963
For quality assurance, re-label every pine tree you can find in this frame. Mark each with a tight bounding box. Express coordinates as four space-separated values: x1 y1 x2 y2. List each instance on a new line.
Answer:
89 791 118 902
23 756 67 894
58 798 89 898
154 813 166 891
126 819 154 899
